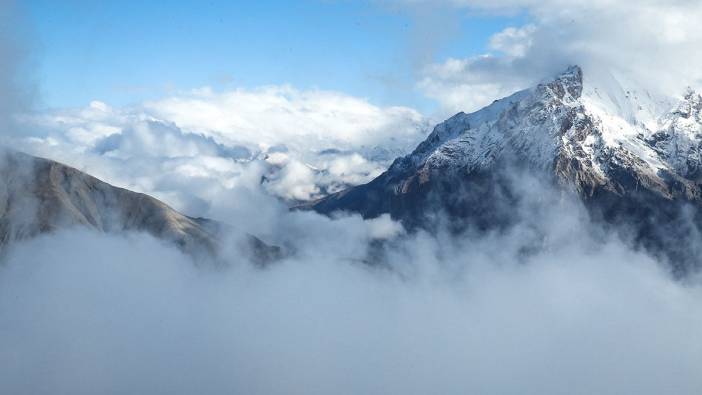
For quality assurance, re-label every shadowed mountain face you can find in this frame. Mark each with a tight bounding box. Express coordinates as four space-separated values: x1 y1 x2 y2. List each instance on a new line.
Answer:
311 66 702 274
0 149 280 264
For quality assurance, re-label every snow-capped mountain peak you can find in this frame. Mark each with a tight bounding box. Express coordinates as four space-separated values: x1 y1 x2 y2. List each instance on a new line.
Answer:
310 65 702 273
389 65 585 175
387 66 702 188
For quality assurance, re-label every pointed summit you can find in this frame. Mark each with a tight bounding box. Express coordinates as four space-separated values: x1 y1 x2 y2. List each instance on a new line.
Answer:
539 65 584 101
560 64 583 80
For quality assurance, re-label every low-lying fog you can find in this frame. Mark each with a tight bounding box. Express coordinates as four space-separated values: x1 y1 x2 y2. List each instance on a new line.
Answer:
1 185 701 395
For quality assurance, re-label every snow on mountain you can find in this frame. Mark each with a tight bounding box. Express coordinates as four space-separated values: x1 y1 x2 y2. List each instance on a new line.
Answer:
382 65 702 195
648 89 702 179
310 65 702 273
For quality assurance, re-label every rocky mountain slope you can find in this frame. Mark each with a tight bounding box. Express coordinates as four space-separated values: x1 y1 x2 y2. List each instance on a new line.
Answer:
311 66 702 274
0 149 280 263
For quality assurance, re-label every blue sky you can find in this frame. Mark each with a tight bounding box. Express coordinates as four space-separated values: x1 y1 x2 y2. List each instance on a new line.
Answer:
25 0 525 111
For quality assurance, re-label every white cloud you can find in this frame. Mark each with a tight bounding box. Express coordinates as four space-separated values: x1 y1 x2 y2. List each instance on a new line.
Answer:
1 195 702 394
10 85 429 213
144 85 427 155
401 0 702 114
418 56 527 115
265 158 320 202
366 214 406 239
488 24 535 57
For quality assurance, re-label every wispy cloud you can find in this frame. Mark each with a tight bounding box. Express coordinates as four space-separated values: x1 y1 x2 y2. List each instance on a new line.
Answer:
391 0 702 114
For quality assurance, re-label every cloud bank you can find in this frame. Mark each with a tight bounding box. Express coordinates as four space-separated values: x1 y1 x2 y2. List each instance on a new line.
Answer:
10 86 429 211
1 191 702 395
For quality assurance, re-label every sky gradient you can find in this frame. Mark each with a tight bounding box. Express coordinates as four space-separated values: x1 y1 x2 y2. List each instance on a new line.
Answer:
25 0 524 111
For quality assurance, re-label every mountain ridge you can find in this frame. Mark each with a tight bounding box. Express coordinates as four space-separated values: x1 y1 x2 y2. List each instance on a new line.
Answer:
310 65 702 274
0 149 281 264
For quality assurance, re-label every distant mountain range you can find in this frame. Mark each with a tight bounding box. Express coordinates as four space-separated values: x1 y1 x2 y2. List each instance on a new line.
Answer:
311 66 702 274
0 149 281 264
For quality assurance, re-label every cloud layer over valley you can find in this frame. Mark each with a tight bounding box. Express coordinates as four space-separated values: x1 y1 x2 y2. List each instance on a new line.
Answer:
2 190 702 395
